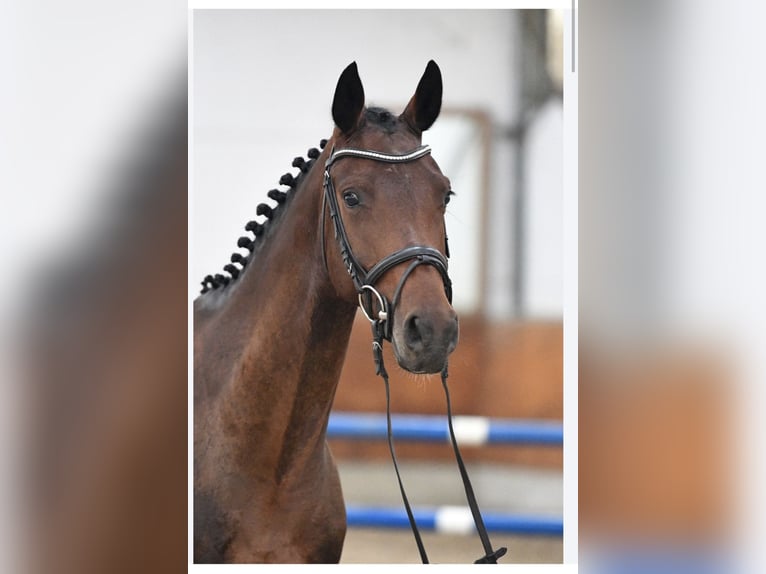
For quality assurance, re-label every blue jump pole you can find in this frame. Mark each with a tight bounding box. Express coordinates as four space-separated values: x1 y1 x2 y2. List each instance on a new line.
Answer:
345 505 563 536
327 412 563 446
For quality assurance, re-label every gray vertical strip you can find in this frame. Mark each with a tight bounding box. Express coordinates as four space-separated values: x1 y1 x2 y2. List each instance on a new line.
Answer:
572 0 576 72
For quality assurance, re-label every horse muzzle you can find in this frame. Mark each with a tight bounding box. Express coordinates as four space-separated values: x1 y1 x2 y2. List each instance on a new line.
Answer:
392 308 459 374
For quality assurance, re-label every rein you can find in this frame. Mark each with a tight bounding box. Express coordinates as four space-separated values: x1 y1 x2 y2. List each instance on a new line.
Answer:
322 144 507 564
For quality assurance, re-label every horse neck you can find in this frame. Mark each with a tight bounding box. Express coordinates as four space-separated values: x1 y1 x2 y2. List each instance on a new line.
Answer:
201 160 358 480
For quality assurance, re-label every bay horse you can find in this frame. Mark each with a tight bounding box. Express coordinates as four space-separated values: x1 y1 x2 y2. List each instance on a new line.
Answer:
194 61 457 563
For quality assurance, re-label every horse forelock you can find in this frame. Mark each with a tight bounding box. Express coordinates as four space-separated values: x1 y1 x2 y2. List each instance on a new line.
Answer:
363 107 399 133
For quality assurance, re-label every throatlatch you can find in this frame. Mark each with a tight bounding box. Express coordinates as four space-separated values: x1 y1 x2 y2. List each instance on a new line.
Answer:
322 143 506 564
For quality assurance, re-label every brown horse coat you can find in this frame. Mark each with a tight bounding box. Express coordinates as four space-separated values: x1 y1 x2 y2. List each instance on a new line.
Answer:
194 61 455 563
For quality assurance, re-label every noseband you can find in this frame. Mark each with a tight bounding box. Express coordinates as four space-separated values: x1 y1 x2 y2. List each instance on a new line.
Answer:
322 144 452 342
321 143 505 565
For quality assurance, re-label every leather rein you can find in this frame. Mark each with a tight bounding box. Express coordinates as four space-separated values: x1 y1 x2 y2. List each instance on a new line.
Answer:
322 144 507 564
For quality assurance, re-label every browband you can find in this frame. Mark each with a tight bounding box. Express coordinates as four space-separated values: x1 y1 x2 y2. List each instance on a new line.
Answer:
325 144 432 170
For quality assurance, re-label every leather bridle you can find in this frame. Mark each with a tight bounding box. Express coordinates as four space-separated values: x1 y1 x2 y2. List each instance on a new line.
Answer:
322 143 452 342
321 143 506 565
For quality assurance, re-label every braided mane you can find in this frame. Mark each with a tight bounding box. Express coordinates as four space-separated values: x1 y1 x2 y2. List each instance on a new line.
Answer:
199 138 328 294
200 106 409 294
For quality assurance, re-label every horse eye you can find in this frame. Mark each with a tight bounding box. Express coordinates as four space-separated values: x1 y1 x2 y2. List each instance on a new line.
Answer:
343 191 360 207
444 190 455 206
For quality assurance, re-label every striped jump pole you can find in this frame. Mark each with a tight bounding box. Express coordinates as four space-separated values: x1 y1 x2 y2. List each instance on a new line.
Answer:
327 412 563 446
345 505 563 536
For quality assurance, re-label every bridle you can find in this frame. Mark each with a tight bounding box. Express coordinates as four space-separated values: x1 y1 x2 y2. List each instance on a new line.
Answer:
321 143 507 565
322 143 452 343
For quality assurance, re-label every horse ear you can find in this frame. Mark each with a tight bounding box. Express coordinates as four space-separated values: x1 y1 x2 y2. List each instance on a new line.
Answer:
332 61 365 134
400 60 442 133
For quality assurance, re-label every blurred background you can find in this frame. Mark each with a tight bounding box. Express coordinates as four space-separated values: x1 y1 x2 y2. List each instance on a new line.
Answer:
1 1 187 573
193 9 564 564
580 1 766 573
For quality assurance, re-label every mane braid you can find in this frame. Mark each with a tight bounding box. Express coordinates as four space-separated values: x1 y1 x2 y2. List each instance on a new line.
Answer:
199 138 327 294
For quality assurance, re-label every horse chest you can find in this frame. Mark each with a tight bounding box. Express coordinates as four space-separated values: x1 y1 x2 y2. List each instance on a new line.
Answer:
232 499 346 564
195 445 346 564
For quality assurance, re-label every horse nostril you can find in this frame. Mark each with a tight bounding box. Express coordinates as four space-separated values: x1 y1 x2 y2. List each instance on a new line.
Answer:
404 315 430 352
398 312 459 372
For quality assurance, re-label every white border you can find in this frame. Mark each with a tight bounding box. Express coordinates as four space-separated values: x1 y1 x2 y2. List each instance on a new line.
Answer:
189 1 572 9
562 4 578 566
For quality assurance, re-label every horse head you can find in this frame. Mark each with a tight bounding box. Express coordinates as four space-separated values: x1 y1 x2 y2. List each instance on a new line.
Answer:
323 61 458 375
